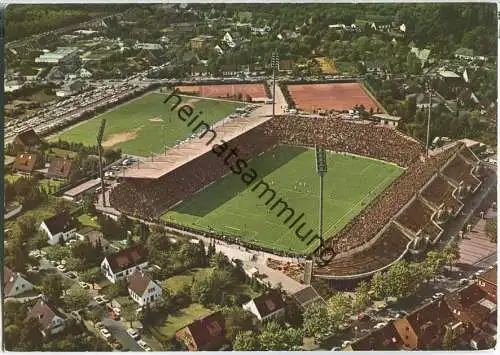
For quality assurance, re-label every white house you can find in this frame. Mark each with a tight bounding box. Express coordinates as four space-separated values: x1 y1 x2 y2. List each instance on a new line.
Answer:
222 32 236 48
127 269 162 306
40 211 77 245
29 298 65 337
242 290 285 323
101 245 149 284
4 266 34 297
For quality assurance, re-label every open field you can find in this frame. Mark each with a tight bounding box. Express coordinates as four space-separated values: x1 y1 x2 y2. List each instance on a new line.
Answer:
176 83 268 100
288 82 382 113
54 93 241 156
162 145 402 254
156 303 212 339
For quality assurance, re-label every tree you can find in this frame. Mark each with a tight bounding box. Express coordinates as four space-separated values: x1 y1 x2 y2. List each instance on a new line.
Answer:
353 281 372 313
42 274 64 303
326 292 352 329
64 288 91 311
86 307 103 325
370 271 390 300
146 233 172 256
258 321 303 351
17 216 37 240
442 326 456 350
79 267 102 287
121 304 137 328
233 331 260 351
486 218 496 243
302 301 333 339
444 242 460 272
221 307 256 343
385 261 414 298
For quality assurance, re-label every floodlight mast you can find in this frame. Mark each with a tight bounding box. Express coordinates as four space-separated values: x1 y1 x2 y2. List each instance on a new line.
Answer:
426 81 432 158
96 118 107 207
315 147 327 249
271 51 279 118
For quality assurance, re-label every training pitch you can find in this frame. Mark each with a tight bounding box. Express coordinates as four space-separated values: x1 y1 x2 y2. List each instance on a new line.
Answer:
54 93 241 156
162 145 403 254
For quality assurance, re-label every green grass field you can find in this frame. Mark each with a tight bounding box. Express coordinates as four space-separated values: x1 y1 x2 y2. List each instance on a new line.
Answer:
162 145 403 254
54 93 241 156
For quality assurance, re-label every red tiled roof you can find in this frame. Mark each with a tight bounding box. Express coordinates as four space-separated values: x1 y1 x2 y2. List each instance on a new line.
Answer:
13 153 39 172
106 245 148 273
351 322 404 350
28 299 61 330
405 300 455 345
3 266 16 296
47 157 73 179
14 128 42 147
251 290 285 318
180 311 226 350
477 266 497 286
127 270 152 296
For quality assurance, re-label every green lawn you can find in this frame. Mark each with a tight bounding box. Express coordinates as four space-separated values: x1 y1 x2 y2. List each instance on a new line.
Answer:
157 303 212 339
48 147 78 159
4 174 21 183
78 213 100 229
163 268 213 294
162 145 402 254
38 179 65 192
54 93 241 156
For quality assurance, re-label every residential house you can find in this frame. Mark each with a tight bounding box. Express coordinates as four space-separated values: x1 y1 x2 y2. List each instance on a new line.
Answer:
75 227 111 252
476 266 497 302
133 42 164 51
444 283 496 336
279 59 295 74
411 93 442 109
347 322 405 350
77 67 93 79
40 211 77 245
410 47 431 68
191 64 209 77
222 32 239 48
127 269 163 306
47 156 73 180
4 266 34 298
220 64 239 77
13 153 42 175
393 299 458 350
373 113 402 128
28 298 66 337
190 35 215 50
455 48 487 61
243 290 285 323
101 245 149 284
214 44 224 56
13 128 42 152
56 79 85 97
175 311 227 351
292 286 325 309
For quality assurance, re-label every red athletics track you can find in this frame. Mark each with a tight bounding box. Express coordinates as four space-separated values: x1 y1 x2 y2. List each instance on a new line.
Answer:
287 82 383 113
176 84 267 100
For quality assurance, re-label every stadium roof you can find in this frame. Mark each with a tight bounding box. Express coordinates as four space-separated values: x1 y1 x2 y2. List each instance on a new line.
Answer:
122 111 274 179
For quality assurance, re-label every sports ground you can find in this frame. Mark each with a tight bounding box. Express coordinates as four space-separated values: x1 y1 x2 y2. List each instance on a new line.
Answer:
162 145 403 254
54 93 241 156
176 83 268 100
287 82 382 113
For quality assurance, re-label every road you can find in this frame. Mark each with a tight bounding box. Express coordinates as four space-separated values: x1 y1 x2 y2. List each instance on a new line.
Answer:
101 317 143 352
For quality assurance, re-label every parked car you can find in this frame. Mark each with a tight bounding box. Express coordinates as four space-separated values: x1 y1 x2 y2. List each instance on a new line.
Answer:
331 347 341 351
432 292 445 300
374 322 387 329
65 271 77 279
57 264 67 272
341 340 352 348
79 281 90 289
95 322 105 330
459 278 469 285
94 296 106 305
395 311 408 319
137 340 151 351
357 313 370 321
127 328 140 340
100 328 112 340
30 266 39 272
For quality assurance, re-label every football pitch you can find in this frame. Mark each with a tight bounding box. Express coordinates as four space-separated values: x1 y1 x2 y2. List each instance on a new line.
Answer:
162 145 403 254
54 93 241 156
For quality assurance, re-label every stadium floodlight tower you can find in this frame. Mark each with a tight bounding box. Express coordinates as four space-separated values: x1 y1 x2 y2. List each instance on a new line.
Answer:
96 118 107 207
425 81 432 158
271 51 279 117
315 147 336 265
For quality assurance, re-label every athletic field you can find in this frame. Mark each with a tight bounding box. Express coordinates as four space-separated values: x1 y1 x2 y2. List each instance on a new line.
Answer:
54 93 241 156
162 145 403 254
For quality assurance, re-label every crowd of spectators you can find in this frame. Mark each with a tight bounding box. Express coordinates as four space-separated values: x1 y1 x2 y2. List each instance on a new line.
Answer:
324 143 462 254
396 198 442 241
442 153 482 190
263 115 423 167
109 126 278 217
109 114 483 264
421 175 463 215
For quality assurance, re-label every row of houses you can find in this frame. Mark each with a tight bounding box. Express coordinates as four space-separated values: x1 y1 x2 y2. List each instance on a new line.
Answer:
348 266 497 351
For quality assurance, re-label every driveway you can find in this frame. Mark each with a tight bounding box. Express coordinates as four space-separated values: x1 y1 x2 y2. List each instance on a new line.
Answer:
101 317 143 352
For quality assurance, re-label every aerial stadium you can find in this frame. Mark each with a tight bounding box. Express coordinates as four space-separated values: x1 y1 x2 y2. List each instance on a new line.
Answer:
105 80 487 281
